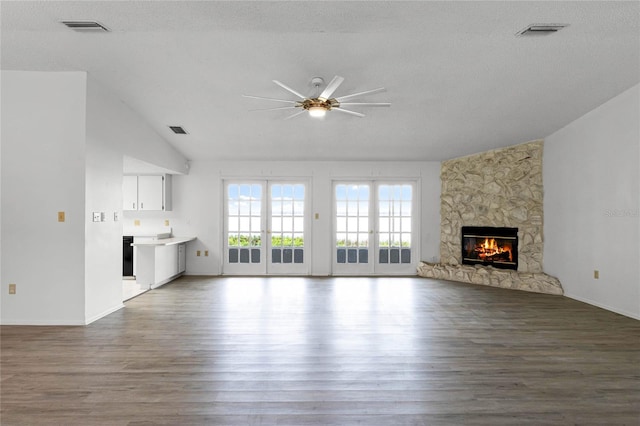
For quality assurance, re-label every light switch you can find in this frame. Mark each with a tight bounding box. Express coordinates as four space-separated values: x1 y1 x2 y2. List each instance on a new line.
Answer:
134 220 141 226
8 284 16 295
58 211 65 222
114 212 120 222
315 213 320 220
164 219 170 226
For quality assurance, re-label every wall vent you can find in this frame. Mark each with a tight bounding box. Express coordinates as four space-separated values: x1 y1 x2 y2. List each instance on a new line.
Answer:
169 126 188 135
61 21 110 32
516 24 568 37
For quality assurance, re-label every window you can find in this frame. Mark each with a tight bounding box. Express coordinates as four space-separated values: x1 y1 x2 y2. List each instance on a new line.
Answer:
227 183 262 264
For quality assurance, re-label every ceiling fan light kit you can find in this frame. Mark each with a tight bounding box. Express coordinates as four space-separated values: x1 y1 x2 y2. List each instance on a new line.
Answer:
243 75 390 120
308 105 327 118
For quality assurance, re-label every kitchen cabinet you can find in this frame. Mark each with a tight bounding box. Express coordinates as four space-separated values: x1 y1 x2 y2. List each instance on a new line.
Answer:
178 243 186 273
123 175 172 211
123 176 138 210
138 175 164 210
156 244 179 281
132 237 195 289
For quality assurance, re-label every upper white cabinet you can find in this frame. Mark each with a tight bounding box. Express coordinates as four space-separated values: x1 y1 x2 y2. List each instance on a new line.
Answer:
138 175 164 210
123 175 172 211
123 175 139 210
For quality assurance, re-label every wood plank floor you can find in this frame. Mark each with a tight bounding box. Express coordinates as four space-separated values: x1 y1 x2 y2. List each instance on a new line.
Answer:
2 276 639 425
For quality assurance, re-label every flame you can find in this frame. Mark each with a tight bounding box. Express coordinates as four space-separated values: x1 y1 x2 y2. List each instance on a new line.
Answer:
477 238 512 262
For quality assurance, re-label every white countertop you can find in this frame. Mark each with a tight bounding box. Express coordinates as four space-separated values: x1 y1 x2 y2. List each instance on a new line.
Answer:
131 236 196 247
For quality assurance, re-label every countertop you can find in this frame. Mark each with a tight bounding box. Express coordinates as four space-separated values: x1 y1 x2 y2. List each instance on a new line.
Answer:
131 236 196 247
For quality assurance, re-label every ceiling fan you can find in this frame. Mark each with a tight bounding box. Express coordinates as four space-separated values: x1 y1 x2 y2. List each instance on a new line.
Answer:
243 75 390 119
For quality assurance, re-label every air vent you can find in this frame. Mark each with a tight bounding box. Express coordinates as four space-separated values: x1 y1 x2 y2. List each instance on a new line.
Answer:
61 21 110 32
516 24 568 37
169 126 188 135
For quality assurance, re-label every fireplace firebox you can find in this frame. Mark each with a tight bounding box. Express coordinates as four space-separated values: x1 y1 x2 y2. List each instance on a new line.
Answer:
461 226 518 270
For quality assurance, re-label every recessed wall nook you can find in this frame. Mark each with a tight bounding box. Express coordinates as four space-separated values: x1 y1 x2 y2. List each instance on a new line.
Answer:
418 140 563 295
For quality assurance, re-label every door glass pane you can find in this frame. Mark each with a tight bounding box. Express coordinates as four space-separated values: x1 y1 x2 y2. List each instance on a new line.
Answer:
227 183 262 263
335 184 370 264
378 184 412 264
271 183 305 264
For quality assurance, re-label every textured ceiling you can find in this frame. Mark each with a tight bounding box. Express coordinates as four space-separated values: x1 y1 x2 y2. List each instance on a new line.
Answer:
2 1 639 162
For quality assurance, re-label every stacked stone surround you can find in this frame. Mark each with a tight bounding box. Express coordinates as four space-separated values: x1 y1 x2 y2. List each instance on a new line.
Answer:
417 140 563 295
417 262 563 295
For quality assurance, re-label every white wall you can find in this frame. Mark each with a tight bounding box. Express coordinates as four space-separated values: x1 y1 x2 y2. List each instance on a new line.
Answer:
1 71 189 325
1 71 87 324
146 160 441 276
544 84 640 319
84 76 188 323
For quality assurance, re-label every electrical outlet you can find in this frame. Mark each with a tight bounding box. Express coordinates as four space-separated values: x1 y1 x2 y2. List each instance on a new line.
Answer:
58 211 65 222
197 250 201 257
594 270 599 279
9 284 16 294
93 212 101 222
204 250 209 257
164 219 170 226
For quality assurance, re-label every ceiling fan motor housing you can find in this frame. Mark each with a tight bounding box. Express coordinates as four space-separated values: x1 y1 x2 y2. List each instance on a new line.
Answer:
300 98 339 111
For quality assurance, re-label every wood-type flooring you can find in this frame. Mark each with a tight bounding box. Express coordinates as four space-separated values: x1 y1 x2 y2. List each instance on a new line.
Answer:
2 276 639 425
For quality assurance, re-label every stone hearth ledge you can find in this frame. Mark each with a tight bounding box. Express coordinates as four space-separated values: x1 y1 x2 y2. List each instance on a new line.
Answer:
417 262 563 295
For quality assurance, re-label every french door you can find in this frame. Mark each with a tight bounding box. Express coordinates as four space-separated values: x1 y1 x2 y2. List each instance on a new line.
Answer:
333 181 417 275
224 180 309 275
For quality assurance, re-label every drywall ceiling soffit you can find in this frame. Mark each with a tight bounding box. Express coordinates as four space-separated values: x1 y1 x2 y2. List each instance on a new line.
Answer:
123 156 185 176
2 1 638 162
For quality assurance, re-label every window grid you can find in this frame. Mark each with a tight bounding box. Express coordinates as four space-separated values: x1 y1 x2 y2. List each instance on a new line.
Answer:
379 184 412 264
271 184 305 264
336 184 370 264
227 183 262 264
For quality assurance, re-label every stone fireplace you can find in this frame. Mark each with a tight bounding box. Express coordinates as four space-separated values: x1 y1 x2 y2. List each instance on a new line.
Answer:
417 140 562 295
461 226 518 270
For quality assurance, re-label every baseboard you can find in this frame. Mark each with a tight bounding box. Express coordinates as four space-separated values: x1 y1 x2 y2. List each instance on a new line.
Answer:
84 303 125 325
151 272 185 289
564 292 640 320
0 318 86 326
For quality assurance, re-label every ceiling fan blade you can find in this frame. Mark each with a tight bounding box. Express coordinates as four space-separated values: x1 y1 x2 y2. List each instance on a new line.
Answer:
335 87 386 102
319 75 345 101
284 110 307 120
338 102 391 107
249 106 297 112
333 108 365 118
273 80 307 100
242 94 298 104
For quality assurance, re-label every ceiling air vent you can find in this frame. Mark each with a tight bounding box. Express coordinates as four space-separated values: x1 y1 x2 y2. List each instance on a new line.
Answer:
169 126 188 135
516 24 568 37
61 21 110 32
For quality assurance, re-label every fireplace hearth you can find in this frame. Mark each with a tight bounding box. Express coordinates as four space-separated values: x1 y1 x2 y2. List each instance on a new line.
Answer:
461 226 518 270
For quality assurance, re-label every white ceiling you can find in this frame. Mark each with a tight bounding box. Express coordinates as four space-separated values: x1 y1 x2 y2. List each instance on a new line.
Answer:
2 1 639 162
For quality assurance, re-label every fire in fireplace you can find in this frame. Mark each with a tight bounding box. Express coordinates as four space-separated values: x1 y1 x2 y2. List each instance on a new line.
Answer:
461 226 518 270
